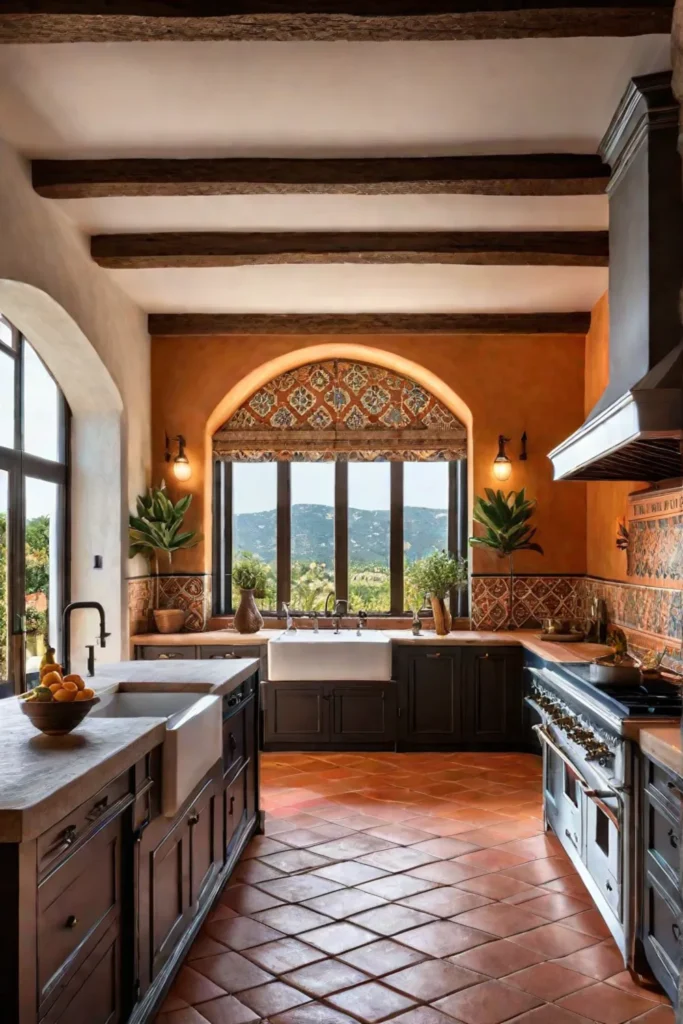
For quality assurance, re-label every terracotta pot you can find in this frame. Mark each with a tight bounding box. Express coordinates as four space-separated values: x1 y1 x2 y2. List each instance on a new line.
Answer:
153 608 186 634
234 589 264 634
431 595 452 636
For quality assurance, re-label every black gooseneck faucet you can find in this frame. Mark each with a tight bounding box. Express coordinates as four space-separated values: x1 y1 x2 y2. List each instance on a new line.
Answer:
61 602 111 676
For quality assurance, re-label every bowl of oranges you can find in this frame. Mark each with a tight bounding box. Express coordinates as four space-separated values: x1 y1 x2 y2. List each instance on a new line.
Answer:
20 657 99 736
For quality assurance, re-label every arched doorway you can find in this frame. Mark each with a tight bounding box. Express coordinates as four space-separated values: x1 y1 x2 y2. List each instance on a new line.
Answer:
209 357 470 620
0 281 125 685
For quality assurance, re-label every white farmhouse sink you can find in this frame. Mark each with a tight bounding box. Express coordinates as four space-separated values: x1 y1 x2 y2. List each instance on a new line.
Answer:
268 630 392 682
91 692 222 816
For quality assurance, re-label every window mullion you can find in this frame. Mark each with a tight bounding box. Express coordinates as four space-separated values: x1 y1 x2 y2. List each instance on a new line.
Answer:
276 462 291 613
390 462 404 615
334 461 348 605
449 459 469 618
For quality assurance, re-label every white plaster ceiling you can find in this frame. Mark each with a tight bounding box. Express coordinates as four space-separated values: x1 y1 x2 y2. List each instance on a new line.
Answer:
0 35 669 316
108 264 609 314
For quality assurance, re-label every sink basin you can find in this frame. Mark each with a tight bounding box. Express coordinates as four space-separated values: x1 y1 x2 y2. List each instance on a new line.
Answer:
91 692 222 816
268 630 392 682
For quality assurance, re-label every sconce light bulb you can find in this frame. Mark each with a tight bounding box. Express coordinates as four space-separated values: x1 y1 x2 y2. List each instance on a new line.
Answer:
173 457 192 482
493 459 512 482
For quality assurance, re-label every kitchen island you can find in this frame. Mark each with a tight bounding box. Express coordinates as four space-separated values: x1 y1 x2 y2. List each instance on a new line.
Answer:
0 659 262 1024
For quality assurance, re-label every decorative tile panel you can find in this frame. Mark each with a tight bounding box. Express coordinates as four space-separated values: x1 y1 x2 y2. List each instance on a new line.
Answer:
471 576 586 631
127 574 211 634
128 576 154 636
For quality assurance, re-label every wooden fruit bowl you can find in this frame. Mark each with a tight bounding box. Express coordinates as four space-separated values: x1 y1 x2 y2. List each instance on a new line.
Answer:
20 696 100 736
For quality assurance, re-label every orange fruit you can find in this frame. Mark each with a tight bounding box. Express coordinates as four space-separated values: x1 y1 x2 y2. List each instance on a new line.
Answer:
61 681 78 693
53 688 76 702
41 671 63 688
64 674 85 691
80 688 95 700
41 663 62 679
48 683 63 694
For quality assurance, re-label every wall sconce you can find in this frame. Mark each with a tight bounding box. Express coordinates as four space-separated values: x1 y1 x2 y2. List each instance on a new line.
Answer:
165 433 192 482
493 435 512 481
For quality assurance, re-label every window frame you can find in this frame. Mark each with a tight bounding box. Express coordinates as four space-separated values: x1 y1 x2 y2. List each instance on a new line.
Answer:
213 457 468 618
0 316 70 694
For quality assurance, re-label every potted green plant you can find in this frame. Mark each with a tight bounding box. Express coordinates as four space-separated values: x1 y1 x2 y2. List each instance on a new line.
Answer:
407 551 468 636
469 488 543 629
232 552 269 634
129 482 199 633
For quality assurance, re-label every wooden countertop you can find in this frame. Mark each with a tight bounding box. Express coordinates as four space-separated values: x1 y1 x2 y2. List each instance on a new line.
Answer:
132 630 281 646
639 725 683 779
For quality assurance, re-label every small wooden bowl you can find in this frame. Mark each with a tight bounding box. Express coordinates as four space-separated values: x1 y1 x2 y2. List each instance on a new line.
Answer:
20 696 100 736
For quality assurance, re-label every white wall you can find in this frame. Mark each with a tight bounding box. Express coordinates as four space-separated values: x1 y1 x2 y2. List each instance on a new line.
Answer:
0 139 150 666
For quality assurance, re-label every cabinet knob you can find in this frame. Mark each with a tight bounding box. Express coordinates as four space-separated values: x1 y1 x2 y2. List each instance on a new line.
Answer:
427 653 441 659
673 923 681 943
188 812 200 826
668 828 679 849
65 915 78 929
482 653 490 659
605 880 613 892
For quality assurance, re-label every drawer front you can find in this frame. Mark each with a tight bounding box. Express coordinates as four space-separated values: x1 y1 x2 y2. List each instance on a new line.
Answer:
644 874 682 998
139 645 196 660
225 767 247 855
646 790 680 889
38 815 121 1006
645 758 682 817
38 771 132 877
200 645 262 661
223 702 248 778
40 921 119 1024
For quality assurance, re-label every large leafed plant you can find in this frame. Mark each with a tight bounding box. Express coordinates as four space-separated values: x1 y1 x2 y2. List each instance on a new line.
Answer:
129 483 199 606
470 488 543 628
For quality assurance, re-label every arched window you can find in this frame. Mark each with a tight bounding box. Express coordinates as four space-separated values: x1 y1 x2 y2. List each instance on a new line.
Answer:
0 315 69 695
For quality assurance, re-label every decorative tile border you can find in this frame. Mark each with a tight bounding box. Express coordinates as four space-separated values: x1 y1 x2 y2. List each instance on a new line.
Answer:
127 575 211 634
471 575 586 631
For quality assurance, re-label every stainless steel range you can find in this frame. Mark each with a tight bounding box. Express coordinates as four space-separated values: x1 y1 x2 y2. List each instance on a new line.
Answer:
526 663 681 962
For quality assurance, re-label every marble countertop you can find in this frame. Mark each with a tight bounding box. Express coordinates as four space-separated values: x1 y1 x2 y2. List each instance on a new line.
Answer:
639 725 683 779
133 628 612 666
0 659 260 843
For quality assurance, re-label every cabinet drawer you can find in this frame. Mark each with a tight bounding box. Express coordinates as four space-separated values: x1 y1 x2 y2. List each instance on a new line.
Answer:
139 645 196 660
223 700 250 778
645 758 683 816
646 791 680 889
200 645 262 661
37 771 132 876
644 873 682 999
40 920 119 1024
38 815 121 1007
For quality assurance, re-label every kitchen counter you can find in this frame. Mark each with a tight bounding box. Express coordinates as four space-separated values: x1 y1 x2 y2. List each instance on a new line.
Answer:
0 659 260 843
132 629 281 646
639 725 683 778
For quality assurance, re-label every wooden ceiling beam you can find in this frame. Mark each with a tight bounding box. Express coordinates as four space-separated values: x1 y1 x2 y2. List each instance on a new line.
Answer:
33 154 610 198
148 312 591 335
0 2 672 43
91 230 609 268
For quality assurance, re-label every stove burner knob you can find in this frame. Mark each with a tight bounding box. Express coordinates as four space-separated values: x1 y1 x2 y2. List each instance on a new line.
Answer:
585 743 611 761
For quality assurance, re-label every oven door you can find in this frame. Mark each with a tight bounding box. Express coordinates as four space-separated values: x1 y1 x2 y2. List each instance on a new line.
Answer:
585 790 622 920
536 724 585 860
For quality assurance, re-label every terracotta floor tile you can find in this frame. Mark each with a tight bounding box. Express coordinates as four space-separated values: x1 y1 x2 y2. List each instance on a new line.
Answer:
256 875 345 903
506 1005 593 1023
339 938 428 975
232 860 285 885
301 921 378 954
543 875 593 899
328 980 416 1022
237 981 311 1017
155 1008 215 1024
259 849 333 873
449 937 548 977
451 903 547 938
399 920 495 958
220 885 283 915
412 837 480 859
282 958 371 997
504 857 576 885
390 1009 465 1024
205 916 285 951
191 995 259 1024
308 835 397 860
192 951 274 994
562 909 613 939
252 905 334 935
605 972 668 1004
408 860 488 885
187 935 230 962
336 814 390 830
434 978 542 1023
242 938 325 975
384 959 485 1000
358 873 438 901
276 827 349 849
516 893 591 922
159 992 189 1012
359 846 439 873
350 903 438 936
505 961 596 1000
558 982 656 1023
302 887 388 920
629 1007 676 1022
455 873 538 901
453 848 528 872
243 837 291 859
399 886 492 918
496 834 565 861
270 1002 362 1023
512 923 602 958
404 815 477 837
552 941 626 981
366 824 435 845
313 861 389 886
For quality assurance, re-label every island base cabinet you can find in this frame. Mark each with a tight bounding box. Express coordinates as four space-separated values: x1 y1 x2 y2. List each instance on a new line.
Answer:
396 648 462 747
41 922 120 1024
262 682 397 749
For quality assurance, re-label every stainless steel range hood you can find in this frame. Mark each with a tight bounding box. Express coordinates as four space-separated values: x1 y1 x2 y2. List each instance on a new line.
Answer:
549 72 683 482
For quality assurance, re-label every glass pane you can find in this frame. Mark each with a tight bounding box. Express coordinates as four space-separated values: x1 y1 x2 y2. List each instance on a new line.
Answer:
404 462 450 610
23 342 61 462
0 317 13 349
25 478 61 688
291 463 334 611
0 471 8 685
232 462 277 611
348 462 390 613
0 347 15 449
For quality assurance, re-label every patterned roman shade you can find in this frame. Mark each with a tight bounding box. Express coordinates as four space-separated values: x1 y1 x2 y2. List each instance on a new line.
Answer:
213 360 467 462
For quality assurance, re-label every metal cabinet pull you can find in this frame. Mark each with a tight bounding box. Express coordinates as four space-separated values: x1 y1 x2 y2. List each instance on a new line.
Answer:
427 653 441 659
87 796 109 821
228 734 237 752
212 653 236 659
668 828 679 849
158 653 180 660
481 653 490 659
188 812 200 826
605 880 613 892
666 781 683 803
65 915 78 929
62 824 77 846
673 923 681 943
229 796 235 816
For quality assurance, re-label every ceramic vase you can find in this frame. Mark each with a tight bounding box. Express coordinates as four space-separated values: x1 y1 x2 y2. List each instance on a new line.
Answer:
234 588 264 634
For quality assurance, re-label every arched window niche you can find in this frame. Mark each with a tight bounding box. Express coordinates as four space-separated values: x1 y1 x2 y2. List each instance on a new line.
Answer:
211 359 469 619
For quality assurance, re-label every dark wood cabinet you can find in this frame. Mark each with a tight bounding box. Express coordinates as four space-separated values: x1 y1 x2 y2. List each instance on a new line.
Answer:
463 646 523 746
639 753 682 1004
263 682 329 745
329 685 397 745
396 648 462 747
263 681 397 749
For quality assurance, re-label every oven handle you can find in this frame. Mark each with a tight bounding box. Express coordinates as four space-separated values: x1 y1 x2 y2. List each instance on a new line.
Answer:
533 724 624 820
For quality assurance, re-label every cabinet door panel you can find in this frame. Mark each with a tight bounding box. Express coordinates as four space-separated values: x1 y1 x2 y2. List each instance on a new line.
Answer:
264 683 328 743
466 647 523 745
225 767 248 856
330 685 396 744
148 816 191 979
41 921 119 1024
189 781 219 910
401 650 461 744
642 875 681 1003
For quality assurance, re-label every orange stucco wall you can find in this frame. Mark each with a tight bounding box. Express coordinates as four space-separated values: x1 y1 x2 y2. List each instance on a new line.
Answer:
584 293 644 583
151 333 587 577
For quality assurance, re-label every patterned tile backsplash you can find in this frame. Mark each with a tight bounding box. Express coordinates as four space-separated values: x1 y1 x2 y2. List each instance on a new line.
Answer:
127 574 211 635
471 575 586 631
